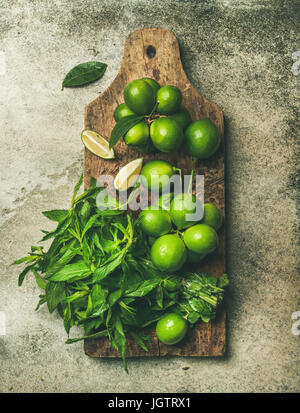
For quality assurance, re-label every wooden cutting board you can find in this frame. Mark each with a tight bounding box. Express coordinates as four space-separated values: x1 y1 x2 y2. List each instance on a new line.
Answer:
83 28 226 358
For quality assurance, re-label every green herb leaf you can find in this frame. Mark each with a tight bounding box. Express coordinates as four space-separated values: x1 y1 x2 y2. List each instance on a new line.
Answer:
35 295 47 311
40 216 72 242
48 261 91 282
93 252 124 282
71 174 84 205
46 242 79 277
46 281 66 313
129 330 152 352
63 290 88 303
62 61 107 89
125 278 160 298
63 303 73 334
156 285 164 309
18 264 36 286
108 289 122 307
81 215 99 239
113 317 127 373
12 255 38 266
33 269 47 290
66 329 108 344
74 186 104 205
109 115 144 149
42 209 69 222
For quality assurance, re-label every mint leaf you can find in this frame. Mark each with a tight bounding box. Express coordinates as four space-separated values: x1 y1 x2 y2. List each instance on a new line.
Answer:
48 261 91 282
93 252 124 282
42 209 69 222
46 282 66 313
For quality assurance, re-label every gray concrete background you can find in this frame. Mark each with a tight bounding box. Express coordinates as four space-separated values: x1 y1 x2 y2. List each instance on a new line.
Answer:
0 0 299 393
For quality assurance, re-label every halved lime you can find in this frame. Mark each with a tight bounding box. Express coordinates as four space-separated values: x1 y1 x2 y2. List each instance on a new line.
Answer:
81 130 115 159
114 158 143 192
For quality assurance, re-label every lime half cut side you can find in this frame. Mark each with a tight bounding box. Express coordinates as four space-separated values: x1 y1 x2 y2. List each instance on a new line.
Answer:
81 130 115 159
114 158 143 192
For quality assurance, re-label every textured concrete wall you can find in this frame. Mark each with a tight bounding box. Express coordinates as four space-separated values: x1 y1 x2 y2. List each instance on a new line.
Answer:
0 0 299 393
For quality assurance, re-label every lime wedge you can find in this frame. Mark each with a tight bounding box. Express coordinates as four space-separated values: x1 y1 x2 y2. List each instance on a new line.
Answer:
81 130 115 159
114 158 143 192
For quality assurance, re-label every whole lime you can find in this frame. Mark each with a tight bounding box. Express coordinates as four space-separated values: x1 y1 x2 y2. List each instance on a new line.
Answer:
142 78 160 93
183 224 219 255
187 249 206 264
156 313 188 345
141 160 175 192
138 207 172 237
185 118 221 159
150 118 184 153
113 103 135 122
201 203 223 231
170 193 203 229
169 106 191 130
151 234 187 272
156 192 174 210
124 121 149 149
157 85 182 114
124 79 156 115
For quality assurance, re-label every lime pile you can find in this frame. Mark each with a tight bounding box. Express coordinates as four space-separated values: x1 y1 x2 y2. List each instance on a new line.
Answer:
130 159 224 273
109 77 221 158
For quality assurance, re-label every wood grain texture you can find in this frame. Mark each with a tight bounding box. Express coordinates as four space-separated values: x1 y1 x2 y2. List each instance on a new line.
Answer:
83 28 226 358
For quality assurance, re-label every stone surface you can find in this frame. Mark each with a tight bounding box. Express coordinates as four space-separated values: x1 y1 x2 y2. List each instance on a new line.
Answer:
0 0 299 393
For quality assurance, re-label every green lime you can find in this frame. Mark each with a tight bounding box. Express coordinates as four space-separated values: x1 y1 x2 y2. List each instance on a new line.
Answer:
113 103 135 122
124 79 156 115
138 207 172 237
156 192 174 210
151 234 187 272
157 85 182 114
141 160 175 192
169 106 191 130
201 203 223 231
183 224 219 255
170 193 203 229
185 118 221 159
156 313 188 345
124 121 149 149
150 118 184 153
142 78 160 93
187 249 206 264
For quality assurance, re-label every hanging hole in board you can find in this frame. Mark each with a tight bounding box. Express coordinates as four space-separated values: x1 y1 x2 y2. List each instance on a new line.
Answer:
146 45 156 58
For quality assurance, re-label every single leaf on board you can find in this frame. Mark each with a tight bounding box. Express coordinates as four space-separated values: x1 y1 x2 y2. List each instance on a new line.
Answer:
62 62 107 89
109 115 144 149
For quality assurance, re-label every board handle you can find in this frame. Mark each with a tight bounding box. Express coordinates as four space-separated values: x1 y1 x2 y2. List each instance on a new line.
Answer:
119 28 188 84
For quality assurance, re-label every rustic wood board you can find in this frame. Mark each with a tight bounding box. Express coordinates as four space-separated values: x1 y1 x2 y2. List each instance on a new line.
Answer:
83 28 226 358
